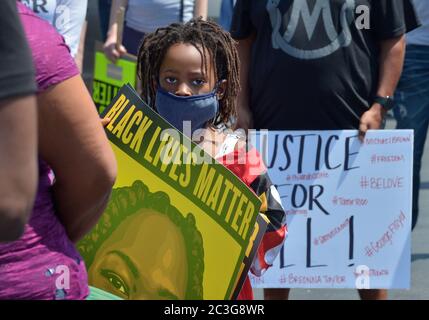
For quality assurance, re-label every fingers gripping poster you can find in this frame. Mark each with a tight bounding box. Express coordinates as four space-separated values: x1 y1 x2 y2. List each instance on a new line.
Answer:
92 42 137 114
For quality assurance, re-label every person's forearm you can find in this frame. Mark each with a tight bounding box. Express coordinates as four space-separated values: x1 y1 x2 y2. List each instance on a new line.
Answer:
0 95 38 241
358 35 406 137
53 170 115 243
194 0 208 19
38 76 117 244
106 0 128 40
376 35 406 98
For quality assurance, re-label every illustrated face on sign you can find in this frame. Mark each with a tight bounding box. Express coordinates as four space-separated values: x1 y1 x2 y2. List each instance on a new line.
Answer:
79 180 205 300
88 210 188 299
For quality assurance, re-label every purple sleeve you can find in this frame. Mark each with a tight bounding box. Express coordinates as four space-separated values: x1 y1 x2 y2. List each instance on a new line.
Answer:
18 3 79 92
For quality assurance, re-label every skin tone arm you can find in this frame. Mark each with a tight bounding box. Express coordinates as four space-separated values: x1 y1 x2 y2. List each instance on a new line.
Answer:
194 0 208 19
103 0 128 63
0 95 38 242
359 34 406 139
356 35 405 300
235 32 256 131
37 75 117 243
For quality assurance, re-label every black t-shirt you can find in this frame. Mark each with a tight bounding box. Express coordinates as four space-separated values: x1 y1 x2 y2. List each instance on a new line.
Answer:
0 0 36 100
231 0 418 130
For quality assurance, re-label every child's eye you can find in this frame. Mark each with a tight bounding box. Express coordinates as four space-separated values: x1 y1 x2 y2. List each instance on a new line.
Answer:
192 79 206 86
165 77 177 84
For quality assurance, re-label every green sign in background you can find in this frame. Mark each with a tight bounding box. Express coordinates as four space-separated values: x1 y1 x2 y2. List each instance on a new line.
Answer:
92 50 137 114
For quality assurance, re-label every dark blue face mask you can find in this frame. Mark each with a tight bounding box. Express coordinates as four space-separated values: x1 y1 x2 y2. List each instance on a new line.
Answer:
155 86 219 136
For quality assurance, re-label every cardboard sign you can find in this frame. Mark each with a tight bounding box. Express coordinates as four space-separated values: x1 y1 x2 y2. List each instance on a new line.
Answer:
249 130 413 289
78 84 265 299
92 42 137 114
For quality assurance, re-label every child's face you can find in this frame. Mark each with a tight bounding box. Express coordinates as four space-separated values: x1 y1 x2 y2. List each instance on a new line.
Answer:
158 43 217 96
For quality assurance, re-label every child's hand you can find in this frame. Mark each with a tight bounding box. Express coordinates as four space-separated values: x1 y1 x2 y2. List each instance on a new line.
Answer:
101 117 111 127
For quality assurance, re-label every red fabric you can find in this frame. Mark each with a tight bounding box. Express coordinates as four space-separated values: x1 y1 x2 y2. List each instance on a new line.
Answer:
219 147 263 300
219 145 286 300
255 227 287 272
219 147 267 188
237 276 254 300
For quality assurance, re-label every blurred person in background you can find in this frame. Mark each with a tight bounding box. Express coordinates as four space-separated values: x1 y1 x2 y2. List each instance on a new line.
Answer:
219 0 236 31
103 0 208 62
231 0 418 300
19 0 88 70
393 0 429 231
99 0 113 41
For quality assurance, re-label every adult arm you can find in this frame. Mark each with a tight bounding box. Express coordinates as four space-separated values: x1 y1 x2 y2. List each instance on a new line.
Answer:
194 0 208 19
359 35 406 137
359 0 416 137
37 75 117 243
103 0 128 63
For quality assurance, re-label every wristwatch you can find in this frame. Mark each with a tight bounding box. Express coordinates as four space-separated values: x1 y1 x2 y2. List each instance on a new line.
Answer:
374 95 395 111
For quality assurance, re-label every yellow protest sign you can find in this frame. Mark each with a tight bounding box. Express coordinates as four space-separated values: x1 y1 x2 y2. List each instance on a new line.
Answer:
79 84 265 299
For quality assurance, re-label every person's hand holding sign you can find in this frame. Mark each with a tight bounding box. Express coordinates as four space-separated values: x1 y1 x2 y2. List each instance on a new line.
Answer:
358 103 386 141
103 2 127 63
101 117 111 127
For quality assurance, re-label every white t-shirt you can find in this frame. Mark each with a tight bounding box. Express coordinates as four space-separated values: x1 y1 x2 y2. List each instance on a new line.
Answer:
126 0 195 34
19 0 87 57
407 0 429 46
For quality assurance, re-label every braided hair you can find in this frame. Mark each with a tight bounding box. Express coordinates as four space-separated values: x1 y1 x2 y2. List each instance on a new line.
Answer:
137 18 240 127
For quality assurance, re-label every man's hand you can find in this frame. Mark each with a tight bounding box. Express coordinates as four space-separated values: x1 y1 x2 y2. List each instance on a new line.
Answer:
359 103 386 140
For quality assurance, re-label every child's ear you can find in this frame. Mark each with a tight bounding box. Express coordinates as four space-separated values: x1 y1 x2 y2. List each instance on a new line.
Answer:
216 80 227 100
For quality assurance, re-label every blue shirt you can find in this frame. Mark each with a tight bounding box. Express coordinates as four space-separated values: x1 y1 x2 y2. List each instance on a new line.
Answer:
219 0 236 31
126 0 196 33
407 0 429 45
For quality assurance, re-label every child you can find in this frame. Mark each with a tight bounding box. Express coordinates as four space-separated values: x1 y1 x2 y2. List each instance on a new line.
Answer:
137 18 287 300
138 19 287 299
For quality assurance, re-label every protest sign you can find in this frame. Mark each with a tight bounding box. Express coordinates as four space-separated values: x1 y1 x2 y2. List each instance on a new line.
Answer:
79 84 265 299
92 42 137 114
249 130 413 289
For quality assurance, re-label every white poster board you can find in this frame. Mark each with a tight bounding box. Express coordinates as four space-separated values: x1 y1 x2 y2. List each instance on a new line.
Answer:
249 130 413 289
